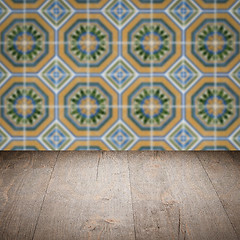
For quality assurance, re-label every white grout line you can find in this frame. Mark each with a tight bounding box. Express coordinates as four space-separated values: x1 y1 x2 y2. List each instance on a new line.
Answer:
54 0 58 150
117 0 121 148
181 0 186 150
150 0 154 150
214 0 217 150
0 41 239 45
23 0 26 150
0 105 239 109
86 0 90 150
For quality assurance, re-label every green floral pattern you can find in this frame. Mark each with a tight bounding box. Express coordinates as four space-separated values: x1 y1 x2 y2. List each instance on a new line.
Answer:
70 88 106 125
198 88 233 125
7 24 43 62
7 88 43 125
70 25 106 62
134 88 170 125
197 24 233 61
134 25 170 62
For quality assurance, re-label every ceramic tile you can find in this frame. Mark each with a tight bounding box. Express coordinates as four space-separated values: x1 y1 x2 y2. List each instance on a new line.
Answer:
0 0 239 150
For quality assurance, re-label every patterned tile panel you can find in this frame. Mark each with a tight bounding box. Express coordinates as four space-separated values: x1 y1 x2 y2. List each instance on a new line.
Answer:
0 0 239 150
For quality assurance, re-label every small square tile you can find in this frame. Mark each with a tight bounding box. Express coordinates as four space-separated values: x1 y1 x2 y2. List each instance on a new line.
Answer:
168 0 200 27
39 121 73 150
103 0 137 28
102 120 137 150
41 0 73 27
103 57 138 92
167 121 200 150
167 57 202 91
40 57 73 91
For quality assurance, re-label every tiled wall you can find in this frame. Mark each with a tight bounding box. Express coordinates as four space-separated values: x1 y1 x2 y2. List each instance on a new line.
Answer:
0 0 239 150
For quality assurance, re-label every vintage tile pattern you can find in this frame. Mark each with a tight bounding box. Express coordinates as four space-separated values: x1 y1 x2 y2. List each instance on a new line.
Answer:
0 0 239 150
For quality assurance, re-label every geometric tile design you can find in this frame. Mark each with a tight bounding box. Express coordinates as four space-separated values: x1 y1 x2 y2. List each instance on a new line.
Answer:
3 0 46 10
0 77 54 137
105 58 135 90
0 13 55 73
169 0 199 27
168 122 199 150
122 77 182 137
0 127 9 149
122 14 182 73
67 0 109 10
186 77 240 137
58 13 118 73
0 63 9 85
195 140 236 151
41 59 71 90
186 13 240 73
4 140 45 151
231 64 240 86
0 0 240 150
104 122 136 150
231 1 240 21
0 2 8 22
232 127 240 149
168 58 200 90
41 0 72 27
41 122 72 150
195 0 236 9
104 0 136 27
132 0 171 10
64 86 111 130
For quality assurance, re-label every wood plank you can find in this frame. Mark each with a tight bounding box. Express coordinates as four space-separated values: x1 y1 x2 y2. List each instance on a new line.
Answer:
33 151 135 240
128 151 238 240
127 151 180 240
196 151 240 238
0 151 58 240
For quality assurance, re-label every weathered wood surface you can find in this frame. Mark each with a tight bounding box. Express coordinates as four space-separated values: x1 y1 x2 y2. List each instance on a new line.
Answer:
128 151 238 240
0 151 239 240
33 151 135 240
0 151 58 240
127 151 180 240
196 151 240 238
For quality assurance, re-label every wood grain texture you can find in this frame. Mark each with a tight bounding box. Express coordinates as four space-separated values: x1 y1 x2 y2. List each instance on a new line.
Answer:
0 151 240 240
196 151 240 238
0 151 58 240
33 151 135 240
128 151 239 240
127 151 180 240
